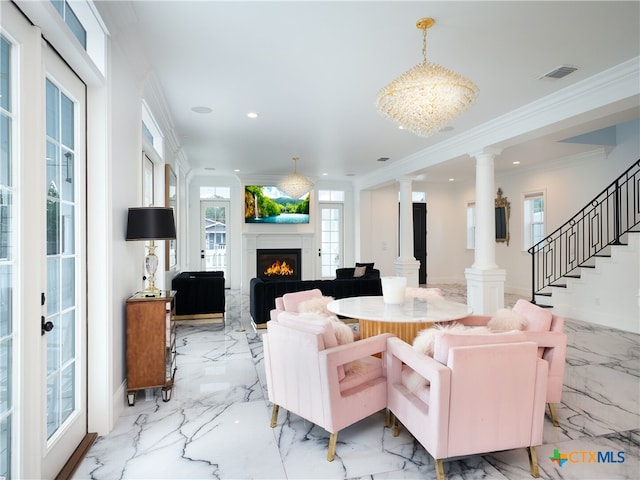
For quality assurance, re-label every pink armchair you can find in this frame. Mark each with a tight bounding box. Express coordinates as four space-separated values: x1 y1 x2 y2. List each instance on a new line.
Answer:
269 288 323 321
458 299 567 426
263 312 393 461
386 331 548 480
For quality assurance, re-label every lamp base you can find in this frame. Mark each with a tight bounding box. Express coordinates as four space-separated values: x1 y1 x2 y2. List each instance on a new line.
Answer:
143 242 161 297
140 287 162 298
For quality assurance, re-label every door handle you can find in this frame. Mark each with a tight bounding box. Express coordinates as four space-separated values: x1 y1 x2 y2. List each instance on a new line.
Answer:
41 316 54 335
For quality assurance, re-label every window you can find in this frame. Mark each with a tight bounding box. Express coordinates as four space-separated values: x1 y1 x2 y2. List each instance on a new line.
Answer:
200 187 231 199
524 192 545 249
395 191 427 202
318 190 344 202
466 202 475 249
50 1 87 48
141 101 163 158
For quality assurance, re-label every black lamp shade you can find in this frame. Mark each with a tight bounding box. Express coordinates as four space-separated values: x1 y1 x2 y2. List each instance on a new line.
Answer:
126 207 176 240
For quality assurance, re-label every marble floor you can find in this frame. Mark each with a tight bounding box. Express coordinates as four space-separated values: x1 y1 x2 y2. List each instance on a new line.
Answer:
74 286 640 480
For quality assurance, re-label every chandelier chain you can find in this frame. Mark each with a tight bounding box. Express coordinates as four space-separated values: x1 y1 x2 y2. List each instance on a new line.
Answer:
422 28 427 65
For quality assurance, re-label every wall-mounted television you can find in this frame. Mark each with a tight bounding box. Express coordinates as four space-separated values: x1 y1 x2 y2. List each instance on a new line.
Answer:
244 185 310 224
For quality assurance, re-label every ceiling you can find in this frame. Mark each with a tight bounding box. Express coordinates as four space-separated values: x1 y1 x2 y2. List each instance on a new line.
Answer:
95 1 640 187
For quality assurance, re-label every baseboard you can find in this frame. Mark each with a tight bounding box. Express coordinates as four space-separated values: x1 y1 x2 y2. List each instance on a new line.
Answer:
174 312 224 321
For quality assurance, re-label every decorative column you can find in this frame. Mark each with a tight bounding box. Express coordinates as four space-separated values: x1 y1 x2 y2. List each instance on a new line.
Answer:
464 149 506 315
395 176 420 287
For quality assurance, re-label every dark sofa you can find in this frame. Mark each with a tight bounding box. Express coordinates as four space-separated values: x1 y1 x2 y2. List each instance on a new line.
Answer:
250 269 382 327
172 271 225 321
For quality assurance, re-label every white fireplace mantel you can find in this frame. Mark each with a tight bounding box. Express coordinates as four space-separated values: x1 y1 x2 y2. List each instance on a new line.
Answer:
242 233 315 293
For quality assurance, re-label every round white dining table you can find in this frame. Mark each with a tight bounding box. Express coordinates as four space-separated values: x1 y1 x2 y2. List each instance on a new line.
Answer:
327 295 472 343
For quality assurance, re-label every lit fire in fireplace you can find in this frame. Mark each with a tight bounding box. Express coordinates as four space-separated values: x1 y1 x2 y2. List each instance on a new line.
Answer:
264 260 294 276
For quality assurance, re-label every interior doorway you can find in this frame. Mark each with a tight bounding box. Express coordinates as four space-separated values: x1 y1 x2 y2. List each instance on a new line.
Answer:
413 203 427 285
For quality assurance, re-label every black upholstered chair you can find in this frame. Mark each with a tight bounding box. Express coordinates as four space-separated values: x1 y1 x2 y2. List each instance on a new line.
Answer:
171 271 225 322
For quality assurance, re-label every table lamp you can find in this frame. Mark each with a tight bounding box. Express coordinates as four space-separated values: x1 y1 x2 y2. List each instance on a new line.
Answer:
126 207 176 296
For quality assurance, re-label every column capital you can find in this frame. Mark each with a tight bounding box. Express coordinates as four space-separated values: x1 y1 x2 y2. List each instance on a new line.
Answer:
397 175 418 184
469 147 503 160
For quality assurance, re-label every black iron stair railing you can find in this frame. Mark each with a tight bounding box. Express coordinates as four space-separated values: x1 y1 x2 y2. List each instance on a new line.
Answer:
529 159 640 303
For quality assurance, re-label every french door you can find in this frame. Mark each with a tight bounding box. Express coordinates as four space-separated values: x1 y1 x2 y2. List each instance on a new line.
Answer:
2 2 88 476
319 204 343 278
40 42 87 479
200 201 229 285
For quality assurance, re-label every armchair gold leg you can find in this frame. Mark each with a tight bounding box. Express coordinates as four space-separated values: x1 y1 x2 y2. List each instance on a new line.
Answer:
392 416 400 437
270 404 279 428
548 403 560 427
527 446 540 478
327 432 338 462
435 458 445 480
385 409 392 428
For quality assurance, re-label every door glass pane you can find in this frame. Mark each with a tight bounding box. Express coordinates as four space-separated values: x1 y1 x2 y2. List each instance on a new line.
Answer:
45 79 78 441
61 203 74 253
61 95 74 149
0 116 9 186
61 150 74 202
202 202 227 276
47 258 60 315
0 34 14 480
61 311 75 364
61 258 75 310
46 81 59 140
0 338 10 414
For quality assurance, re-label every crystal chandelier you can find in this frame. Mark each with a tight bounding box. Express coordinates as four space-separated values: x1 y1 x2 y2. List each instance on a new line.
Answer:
278 157 314 199
376 17 479 138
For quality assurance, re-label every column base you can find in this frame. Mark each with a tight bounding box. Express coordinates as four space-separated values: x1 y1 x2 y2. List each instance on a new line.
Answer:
464 267 507 315
394 258 421 288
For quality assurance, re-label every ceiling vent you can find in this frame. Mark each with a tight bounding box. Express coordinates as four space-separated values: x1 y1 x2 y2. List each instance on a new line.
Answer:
377 157 390 162
540 65 578 79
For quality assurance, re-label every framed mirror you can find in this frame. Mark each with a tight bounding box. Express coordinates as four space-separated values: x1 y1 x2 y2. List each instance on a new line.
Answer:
165 164 177 268
495 188 510 246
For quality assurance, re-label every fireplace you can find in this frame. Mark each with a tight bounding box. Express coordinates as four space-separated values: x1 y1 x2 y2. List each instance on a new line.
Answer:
256 248 302 281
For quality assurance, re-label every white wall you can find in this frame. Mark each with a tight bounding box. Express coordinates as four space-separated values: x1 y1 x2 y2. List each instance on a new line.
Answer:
107 36 147 421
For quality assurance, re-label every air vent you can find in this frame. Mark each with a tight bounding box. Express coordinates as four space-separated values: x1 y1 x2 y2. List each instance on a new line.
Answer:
540 65 578 79
377 157 390 162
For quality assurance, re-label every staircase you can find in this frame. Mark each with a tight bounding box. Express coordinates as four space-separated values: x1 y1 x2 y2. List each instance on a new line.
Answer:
529 159 640 332
537 232 639 332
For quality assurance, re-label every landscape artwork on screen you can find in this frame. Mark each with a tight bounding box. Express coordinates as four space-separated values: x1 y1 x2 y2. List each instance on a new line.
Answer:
244 185 310 224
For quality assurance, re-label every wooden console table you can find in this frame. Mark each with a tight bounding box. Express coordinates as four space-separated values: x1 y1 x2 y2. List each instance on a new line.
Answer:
126 291 176 406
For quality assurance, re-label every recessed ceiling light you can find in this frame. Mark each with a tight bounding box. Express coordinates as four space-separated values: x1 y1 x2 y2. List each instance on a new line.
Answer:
191 106 212 114
398 126 405 130
377 157 390 162
322 173 328 176
513 161 521 165
234 169 240 172
449 178 455 182
247 112 259 119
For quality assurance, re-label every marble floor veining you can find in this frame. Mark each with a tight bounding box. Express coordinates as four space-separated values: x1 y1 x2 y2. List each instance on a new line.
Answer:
73 286 640 480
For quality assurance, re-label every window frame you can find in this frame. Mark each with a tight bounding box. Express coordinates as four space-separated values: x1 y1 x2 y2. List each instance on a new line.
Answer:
523 190 546 251
466 202 475 249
